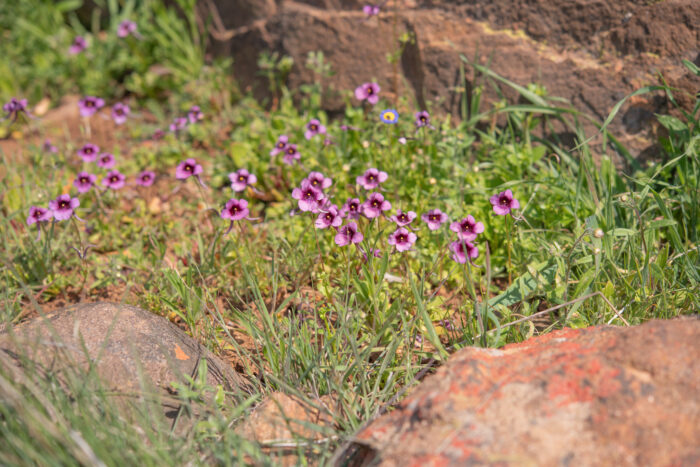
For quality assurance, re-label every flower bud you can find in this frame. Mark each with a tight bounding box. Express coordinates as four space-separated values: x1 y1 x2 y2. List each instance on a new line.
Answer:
593 228 604 238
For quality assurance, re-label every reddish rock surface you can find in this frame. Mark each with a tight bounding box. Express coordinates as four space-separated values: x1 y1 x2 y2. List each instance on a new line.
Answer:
236 391 335 465
335 318 700 466
208 0 699 163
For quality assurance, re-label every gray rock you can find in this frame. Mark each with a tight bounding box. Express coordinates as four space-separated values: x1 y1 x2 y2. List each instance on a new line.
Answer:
0 302 250 421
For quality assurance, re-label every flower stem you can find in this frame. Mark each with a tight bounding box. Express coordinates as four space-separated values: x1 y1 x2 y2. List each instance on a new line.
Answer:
505 214 513 285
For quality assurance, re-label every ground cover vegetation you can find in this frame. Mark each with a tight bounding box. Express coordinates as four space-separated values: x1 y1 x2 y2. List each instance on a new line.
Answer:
1 0 698 464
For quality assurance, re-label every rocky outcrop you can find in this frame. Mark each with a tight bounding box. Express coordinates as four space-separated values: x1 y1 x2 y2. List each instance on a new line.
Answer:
0 302 250 420
208 0 699 162
334 318 700 466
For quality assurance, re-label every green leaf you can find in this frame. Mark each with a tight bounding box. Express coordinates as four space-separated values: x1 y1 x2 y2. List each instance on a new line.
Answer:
656 115 687 133
408 272 447 359
488 260 558 308
682 59 700 76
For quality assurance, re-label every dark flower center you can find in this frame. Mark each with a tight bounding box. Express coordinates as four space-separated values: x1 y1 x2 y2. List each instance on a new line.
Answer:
349 203 357 211
115 108 123 115
304 191 314 199
185 164 193 172
420 116 427 122
86 101 94 107
325 214 332 221
142 174 151 181
430 215 437 221
367 87 374 95
310 124 317 131
80 177 89 183
59 201 68 209
397 234 407 243
372 201 379 207
102 156 109 162
238 176 246 182
368 175 375 181
85 148 93 154
287 148 295 155
500 196 509 206
399 214 407 222
231 206 239 214
110 176 119 183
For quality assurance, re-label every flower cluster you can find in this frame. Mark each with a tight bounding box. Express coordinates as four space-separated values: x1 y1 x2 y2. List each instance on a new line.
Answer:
168 105 204 134
287 166 441 255
2 98 31 122
270 134 301 165
26 194 81 230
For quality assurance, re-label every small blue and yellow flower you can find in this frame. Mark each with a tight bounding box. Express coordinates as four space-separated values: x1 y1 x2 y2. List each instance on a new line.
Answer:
379 109 399 124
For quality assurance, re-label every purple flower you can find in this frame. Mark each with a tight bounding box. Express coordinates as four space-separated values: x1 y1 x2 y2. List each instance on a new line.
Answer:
362 192 391 219
490 189 520 216
414 335 423 348
270 135 288 157
304 171 332 192
315 205 343 229
229 169 257 192
282 144 300 165
355 82 380 105
117 20 137 38
97 153 116 169
356 168 388 190
49 194 80 221
304 119 327 140
221 198 250 221
363 4 380 16
26 206 53 226
111 102 130 125
421 209 448 230
390 209 416 227
292 179 325 212
187 105 203 124
78 96 104 117
69 36 87 55
450 240 479 264
175 158 203 180
388 227 417 252
2 98 30 122
169 117 188 133
73 172 97 193
152 129 165 140
415 111 431 128
43 139 57 153
340 198 361 220
136 170 156 187
77 143 100 162
335 222 364 246
450 215 484 241
439 319 454 330
102 170 126 190
221 198 250 234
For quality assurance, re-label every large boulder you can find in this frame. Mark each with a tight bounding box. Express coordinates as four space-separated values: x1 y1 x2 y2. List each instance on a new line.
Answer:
0 302 250 419
210 0 699 162
335 318 699 466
